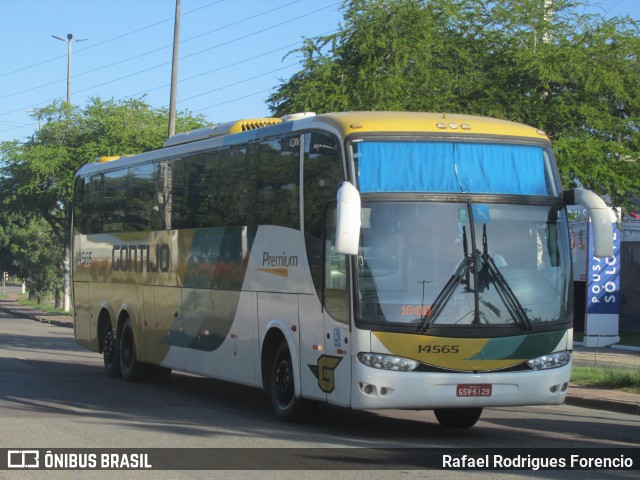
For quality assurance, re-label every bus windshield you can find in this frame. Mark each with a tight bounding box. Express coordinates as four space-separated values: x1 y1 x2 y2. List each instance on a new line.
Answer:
356 201 572 330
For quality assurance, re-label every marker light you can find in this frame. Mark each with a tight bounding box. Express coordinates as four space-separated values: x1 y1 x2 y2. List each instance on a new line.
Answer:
527 351 571 370
357 353 419 371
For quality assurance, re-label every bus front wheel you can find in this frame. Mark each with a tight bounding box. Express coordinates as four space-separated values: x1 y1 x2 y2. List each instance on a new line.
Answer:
434 408 483 429
269 340 309 422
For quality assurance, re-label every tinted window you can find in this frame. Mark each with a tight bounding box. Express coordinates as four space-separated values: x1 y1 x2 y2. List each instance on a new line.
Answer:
127 163 156 231
75 133 303 234
255 136 300 229
303 132 343 300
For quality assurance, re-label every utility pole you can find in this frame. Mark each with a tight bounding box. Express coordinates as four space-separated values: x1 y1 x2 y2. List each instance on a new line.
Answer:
51 33 87 104
168 0 181 138
52 32 86 313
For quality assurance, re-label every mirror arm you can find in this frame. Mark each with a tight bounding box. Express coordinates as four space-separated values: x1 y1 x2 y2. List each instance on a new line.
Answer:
564 188 613 258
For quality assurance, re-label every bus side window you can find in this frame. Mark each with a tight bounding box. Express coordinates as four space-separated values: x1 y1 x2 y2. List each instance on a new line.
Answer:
84 174 104 234
100 170 127 233
303 131 343 305
126 163 156 232
255 137 300 229
73 177 87 234
324 204 349 324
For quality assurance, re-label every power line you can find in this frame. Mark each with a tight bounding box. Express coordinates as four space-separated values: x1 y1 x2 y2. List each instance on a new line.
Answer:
191 88 274 113
177 63 298 104
0 0 310 103
0 120 41 135
0 61 298 134
0 0 226 79
176 3 339 63
0 4 339 119
123 38 313 100
71 0 306 86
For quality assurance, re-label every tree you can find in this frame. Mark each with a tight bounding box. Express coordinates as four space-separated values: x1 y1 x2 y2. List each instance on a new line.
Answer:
10 216 62 304
268 0 640 207
0 213 61 303
0 98 207 308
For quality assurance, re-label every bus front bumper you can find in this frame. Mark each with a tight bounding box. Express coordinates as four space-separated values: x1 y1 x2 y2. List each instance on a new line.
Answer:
351 358 571 410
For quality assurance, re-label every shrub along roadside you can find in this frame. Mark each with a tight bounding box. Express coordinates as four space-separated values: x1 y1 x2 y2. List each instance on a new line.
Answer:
571 366 640 394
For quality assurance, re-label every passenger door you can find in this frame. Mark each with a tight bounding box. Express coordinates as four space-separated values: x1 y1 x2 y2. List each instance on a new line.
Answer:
300 132 352 406
321 205 351 406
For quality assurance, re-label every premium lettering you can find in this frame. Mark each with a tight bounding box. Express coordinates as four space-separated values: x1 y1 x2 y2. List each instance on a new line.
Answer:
262 251 298 267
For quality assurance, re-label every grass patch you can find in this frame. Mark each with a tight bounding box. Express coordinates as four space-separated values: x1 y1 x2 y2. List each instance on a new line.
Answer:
571 366 640 394
16 296 71 315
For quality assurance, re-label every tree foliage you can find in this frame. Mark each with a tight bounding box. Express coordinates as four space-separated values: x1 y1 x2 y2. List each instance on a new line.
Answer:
3 215 61 304
0 98 207 300
268 0 640 207
1 98 205 241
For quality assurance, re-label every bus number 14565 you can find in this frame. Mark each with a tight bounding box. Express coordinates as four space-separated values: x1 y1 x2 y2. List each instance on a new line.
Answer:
417 345 460 354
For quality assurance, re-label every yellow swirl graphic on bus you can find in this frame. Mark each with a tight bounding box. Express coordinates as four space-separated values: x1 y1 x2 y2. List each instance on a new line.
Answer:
372 331 566 371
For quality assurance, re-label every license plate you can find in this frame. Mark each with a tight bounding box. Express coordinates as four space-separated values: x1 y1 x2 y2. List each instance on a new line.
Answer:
457 384 492 397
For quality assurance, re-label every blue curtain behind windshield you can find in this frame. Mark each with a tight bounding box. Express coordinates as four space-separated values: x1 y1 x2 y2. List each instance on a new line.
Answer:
357 142 548 195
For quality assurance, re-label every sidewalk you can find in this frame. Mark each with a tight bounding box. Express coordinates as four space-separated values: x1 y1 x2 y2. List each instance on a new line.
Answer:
0 294 638 416
0 294 74 329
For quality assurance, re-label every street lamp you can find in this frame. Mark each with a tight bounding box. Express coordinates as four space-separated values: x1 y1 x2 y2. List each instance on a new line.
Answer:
51 32 87 314
51 33 87 105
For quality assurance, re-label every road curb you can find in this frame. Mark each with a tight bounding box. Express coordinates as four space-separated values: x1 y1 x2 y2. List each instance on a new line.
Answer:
32 314 73 329
0 304 73 329
565 395 640 416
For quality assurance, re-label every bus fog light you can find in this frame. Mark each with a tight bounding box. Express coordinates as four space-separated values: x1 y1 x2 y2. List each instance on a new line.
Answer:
359 382 376 395
357 352 419 371
527 351 571 370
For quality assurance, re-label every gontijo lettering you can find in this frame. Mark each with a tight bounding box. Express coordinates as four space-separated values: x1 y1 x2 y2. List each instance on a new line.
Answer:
112 244 170 273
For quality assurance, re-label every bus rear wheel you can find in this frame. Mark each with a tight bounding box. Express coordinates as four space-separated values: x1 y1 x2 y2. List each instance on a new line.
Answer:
434 408 483 429
102 322 121 378
119 318 145 381
269 340 309 422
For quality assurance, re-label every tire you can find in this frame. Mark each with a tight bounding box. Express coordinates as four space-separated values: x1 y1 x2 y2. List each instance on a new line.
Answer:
269 340 309 422
102 322 121 378
119 317 145 382
434 408 483 429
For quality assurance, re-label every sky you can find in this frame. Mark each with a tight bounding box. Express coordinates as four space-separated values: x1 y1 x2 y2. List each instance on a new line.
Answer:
0 0 638 144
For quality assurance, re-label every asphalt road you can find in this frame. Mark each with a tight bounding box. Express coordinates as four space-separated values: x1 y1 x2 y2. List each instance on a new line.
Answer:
0 310 638 480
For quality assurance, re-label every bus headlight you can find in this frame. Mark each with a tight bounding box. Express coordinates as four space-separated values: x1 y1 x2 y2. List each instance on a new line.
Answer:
527 351 571 370
357 352 419 371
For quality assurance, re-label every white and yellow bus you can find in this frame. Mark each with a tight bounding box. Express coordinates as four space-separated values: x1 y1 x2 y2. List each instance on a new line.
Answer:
72 111 612 428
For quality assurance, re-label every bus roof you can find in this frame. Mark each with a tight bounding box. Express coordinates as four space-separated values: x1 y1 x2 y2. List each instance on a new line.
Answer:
78 111 549 177
312 111 549 140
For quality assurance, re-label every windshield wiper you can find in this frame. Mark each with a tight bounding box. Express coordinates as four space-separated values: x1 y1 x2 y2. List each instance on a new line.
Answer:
417 227 472 333
417 223 533 332
480 224 532 331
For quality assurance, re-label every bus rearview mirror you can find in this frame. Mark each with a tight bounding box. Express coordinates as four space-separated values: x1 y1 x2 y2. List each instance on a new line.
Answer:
335 181 361 255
